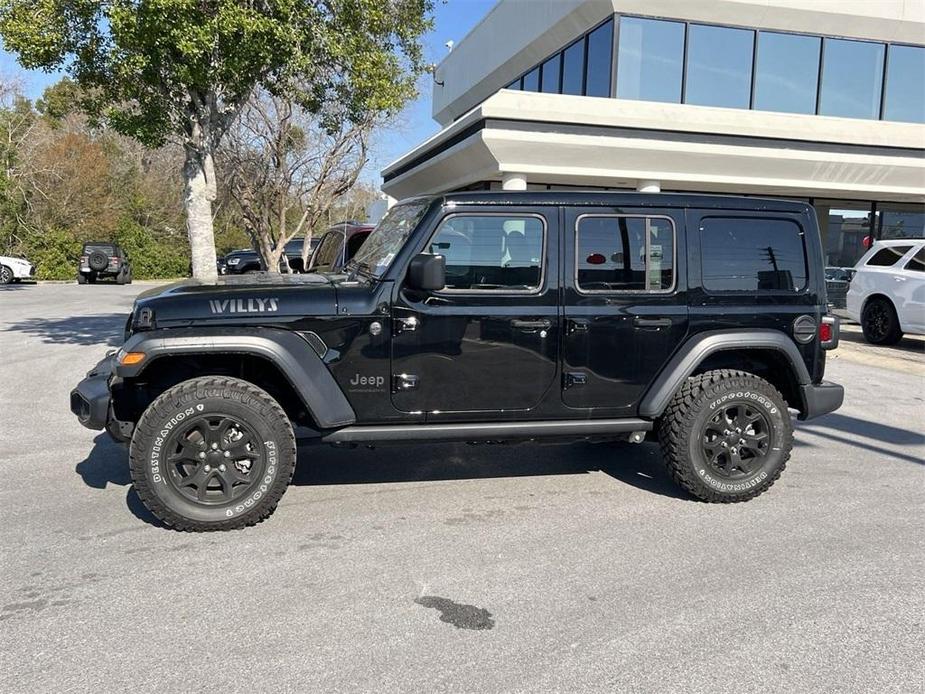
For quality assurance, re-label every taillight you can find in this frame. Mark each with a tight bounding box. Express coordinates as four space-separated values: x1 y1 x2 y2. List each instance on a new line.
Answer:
80 255 88 262
109 256 119 264
820 315 839 350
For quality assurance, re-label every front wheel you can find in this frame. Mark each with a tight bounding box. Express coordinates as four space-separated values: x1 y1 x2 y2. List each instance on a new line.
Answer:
129 376 297 531
658 370 792 503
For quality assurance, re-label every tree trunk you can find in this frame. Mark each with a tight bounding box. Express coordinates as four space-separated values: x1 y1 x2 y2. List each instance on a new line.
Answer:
184 144 219 283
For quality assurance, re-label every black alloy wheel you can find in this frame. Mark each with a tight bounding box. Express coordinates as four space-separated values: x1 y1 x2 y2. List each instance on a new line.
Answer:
701 403 772 480
163 414 265 505
861 297 902 345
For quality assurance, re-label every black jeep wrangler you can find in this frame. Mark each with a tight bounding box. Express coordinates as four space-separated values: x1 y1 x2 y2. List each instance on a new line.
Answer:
71 193 843 531
78 242 132 284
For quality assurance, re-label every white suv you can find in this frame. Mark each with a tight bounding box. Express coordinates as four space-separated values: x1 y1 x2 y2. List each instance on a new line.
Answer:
0 254 35 284
847 240 925 345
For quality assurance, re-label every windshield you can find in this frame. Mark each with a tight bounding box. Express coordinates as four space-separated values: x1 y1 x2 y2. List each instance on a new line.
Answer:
348 201 431 277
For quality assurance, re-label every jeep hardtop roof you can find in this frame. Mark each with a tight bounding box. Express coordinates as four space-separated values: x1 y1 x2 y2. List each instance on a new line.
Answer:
401 191 812 214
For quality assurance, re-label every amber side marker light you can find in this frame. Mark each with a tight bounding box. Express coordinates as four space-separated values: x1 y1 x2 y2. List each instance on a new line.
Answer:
120 352 146 366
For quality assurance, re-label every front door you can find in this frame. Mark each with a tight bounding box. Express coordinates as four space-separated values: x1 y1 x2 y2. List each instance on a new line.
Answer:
391 208 558 416
561 207 689 413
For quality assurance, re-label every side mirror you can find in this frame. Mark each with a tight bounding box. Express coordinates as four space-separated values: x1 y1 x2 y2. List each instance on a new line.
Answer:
407 253 446 291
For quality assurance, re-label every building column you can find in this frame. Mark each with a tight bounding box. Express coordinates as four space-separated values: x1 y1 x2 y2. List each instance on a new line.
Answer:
636 180 661 193
501 172 528 191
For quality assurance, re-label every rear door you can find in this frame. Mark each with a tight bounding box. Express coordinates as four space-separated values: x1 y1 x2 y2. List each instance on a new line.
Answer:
561 207 688 413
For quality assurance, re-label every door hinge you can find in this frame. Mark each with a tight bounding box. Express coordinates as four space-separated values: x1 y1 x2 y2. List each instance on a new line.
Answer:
564 372 587 389
392 373 419 392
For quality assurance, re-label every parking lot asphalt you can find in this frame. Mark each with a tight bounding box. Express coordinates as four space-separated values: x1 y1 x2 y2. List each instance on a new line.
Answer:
1 281 923 693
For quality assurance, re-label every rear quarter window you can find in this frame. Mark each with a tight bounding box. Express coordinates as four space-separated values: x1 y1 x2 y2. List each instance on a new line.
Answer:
866 245 913 267
700 216 808 292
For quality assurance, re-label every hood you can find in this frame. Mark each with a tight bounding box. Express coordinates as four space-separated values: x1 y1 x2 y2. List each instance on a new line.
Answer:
132 273 339 328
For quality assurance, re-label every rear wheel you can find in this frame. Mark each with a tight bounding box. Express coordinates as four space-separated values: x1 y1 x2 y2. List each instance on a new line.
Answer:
861 297 903 345
129 376 297 531
658 370 792 503
0 265 12 284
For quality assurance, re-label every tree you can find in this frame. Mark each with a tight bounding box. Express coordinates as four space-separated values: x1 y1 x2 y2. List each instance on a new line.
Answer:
0 0 433 282
219 89 374 273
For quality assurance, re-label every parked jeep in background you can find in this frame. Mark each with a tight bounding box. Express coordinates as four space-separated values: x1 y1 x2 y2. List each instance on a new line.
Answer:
78 242 132 284
847 240 925 344
0 254 35 284
71 192 843 531
307 222 374 273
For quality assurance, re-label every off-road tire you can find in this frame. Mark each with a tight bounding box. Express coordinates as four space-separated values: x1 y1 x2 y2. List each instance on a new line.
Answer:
116 267 127 285
77 273 87 284
861 296 903 345
0 265 12 284
129 376 297 531
658 369 792 503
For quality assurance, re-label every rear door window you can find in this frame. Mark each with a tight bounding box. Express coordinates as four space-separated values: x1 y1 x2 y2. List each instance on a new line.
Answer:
700 216 807 292
576 215 675 292
311 231 343 270
867 245 913 267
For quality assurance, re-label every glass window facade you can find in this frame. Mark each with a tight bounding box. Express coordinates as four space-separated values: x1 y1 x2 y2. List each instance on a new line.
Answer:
883 44 925 123
616 17 684 103
685 24 754 109
540 54 561 93
819 38 885 119
754 32 821 114
504 15 924 122
584 19 613 98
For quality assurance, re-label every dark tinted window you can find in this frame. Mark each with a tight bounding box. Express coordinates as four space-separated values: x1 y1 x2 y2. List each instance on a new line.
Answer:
429 215 544 291
883 44 925 123
585 19 613 97
701 217 807 292
84 244 115 255
312 231 343 270
685 24 755 109
904 247 925 272
754 32 821 114
522 67 540 92
867 245 913 267
562 39 585 95
346 231 370 262
577 216 675 292
541 54 561 93
818 38 884 119
616 17 684 103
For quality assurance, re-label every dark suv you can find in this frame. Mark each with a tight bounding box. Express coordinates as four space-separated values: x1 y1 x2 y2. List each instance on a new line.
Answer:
224 238 320 274
78 243 132 284
71 192 842 531
307 222 374 273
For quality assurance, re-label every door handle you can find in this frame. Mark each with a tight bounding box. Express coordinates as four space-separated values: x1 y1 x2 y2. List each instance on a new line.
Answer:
566 318 590 334
512 319 552 331
633 317 672 328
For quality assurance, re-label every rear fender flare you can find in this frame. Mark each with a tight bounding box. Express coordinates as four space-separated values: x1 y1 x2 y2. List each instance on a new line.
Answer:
639 330 811 418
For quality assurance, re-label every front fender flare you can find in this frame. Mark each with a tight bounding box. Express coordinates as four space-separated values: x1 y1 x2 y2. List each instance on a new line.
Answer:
117 327 355 429
639 329 811 418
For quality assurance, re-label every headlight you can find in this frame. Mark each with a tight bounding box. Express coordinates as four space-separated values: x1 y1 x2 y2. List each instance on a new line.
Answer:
227 258 240 266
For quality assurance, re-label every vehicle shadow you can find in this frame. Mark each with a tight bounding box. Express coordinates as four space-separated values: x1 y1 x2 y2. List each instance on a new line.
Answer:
75 433 164 527
4 313 126 346
291 439 689 500
795 412 924 466
839 325 925 355
74 433 690 528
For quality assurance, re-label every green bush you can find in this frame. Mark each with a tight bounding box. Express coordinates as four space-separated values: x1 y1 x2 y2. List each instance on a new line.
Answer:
114 220 189 279
21 227 82 280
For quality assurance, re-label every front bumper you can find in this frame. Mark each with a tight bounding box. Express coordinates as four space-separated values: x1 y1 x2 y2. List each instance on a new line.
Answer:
70 355 115 430
798 381 845 421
